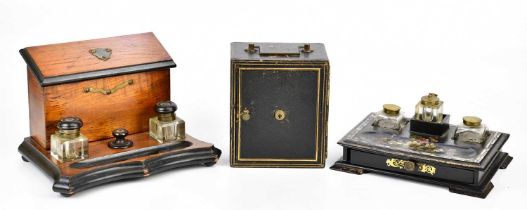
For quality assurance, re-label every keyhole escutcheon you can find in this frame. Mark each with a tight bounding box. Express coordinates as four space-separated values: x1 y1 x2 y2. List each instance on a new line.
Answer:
274 109 286 121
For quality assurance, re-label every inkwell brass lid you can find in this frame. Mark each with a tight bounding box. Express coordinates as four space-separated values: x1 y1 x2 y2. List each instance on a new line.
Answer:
383 104 401 116
463 116 482 127
420 93 443 107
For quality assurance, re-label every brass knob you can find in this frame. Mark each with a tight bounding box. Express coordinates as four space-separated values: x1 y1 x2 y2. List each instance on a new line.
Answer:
403 160 416 171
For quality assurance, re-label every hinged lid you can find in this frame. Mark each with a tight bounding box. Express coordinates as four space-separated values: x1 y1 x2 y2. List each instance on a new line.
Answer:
20 32 176 86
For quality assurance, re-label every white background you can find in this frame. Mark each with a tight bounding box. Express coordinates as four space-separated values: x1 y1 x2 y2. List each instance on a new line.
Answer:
0 0 525 209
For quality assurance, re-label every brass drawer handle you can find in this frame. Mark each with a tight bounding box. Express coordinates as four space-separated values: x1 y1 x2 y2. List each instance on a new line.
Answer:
386 158 415 172
386 158 436 175
83 79 133 95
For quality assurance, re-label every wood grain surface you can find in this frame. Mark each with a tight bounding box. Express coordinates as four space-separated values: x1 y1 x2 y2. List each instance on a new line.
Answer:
25 32 172 78
27 69 46 147
36 69 170 148
26 132 215 177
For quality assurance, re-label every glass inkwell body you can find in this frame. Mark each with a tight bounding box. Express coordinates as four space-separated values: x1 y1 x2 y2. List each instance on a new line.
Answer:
373 104 405 131
455 116 487 143
50 117 89 162
414 93 443 122
410 93 450 140
149 101 186 143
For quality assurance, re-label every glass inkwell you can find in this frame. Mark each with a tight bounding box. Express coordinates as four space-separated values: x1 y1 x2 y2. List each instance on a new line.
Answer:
414 93 443 122
410 93 450 140
149 101 186 143
372 104 405 131
50 117 89 162
454 116 487 143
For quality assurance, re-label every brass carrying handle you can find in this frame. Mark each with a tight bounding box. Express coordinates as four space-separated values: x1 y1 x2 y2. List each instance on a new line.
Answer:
245 43 314 56
83 79 133 95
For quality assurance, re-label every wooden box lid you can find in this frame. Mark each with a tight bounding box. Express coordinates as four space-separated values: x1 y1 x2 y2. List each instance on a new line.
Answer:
20 32 176 86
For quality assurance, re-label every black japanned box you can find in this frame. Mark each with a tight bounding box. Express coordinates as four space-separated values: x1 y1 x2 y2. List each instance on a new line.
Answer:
230 42 330 167
331 113 513 198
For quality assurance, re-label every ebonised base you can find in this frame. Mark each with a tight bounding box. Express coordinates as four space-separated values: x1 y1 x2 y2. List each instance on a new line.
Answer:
19 133 221 196
331 151 512 198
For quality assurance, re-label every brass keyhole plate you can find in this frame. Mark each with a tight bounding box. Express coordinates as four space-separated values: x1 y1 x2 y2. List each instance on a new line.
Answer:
89 48 112 61
274 109 286 121
241 108 251 121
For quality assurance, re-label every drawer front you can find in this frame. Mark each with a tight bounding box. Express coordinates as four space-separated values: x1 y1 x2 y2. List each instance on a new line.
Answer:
42 69 170 146
345 148 475 184
231 63 329 167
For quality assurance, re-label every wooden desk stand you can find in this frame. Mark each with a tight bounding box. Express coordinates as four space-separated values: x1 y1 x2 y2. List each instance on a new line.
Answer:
19 133 221 196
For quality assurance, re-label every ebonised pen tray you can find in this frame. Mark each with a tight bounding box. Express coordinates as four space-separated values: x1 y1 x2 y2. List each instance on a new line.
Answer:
19 132 221 196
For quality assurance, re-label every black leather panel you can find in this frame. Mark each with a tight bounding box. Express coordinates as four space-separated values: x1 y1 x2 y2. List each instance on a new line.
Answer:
239 69 318 159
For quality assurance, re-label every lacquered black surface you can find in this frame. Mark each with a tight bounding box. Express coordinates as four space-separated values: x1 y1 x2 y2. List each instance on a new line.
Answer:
344 148 475 183
332 113 513 198
239 70 318 159
338 113 507 169
410 114 450 139
332 150 512 198
230 42 330 167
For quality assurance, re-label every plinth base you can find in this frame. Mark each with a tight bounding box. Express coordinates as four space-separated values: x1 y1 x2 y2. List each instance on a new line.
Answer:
19 132 221 196
331 151 512 198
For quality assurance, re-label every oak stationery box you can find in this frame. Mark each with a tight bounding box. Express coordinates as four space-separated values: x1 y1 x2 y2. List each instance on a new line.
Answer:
230 42 330 167
18 32 221 196
23 33 173 149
